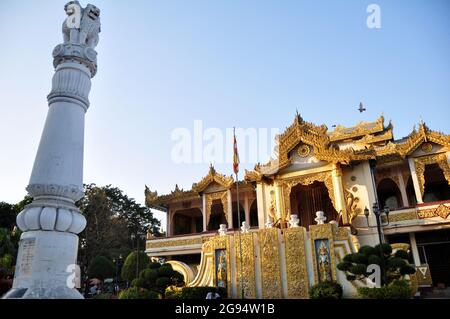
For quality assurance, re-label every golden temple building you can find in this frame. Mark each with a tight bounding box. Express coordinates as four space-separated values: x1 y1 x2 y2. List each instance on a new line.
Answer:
145 114 450 298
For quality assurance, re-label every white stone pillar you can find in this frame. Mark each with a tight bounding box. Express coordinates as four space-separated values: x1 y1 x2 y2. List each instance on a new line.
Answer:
5 3 101 299
408 158 423 204
331 163 347 223
227 189 233 229
244 194 250 225
256 183 265 229
202 194 207 231
397 169 409 207
409 233 421 266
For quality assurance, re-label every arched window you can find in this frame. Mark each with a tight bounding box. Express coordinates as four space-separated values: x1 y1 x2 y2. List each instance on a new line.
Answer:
423 164 450 202
208 201 227 231
377 178 403 210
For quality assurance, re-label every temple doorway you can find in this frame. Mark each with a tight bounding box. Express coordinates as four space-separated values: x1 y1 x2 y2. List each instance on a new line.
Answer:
208 201 227 231
290 181 338 227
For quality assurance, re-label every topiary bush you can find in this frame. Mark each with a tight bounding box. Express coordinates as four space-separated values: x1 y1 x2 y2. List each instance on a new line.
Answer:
337 244 416 287
309 281 343 299
120 251 149 282
119 287 160 299
358 280 411 299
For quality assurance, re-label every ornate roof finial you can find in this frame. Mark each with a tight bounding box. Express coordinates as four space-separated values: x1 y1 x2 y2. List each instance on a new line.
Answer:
209 163 216 174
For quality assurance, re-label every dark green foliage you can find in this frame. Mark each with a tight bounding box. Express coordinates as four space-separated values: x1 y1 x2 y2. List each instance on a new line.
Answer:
375 243 392 256
131 278 145 288
367 255 382 266
336 261 352 271
119 287 160 299
351 253 368 264
166 289 183 299
394 250 409 260
77 184 162 276
309 282 343 299
358 280 411 299
180 287 227 299
358 245 377 256
337 244 416 289
121 251 149 282
132 263 184 298
87 256 115 280
349 264 367 275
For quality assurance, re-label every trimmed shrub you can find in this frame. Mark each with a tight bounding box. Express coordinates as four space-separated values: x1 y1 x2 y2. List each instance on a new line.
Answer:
309 281 343 299
358 280 411 299
121 251 149 282
119 287 160 299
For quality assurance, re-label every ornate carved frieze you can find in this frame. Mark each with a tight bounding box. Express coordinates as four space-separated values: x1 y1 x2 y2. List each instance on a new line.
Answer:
283 227 309 298
418 204 450 219
26 183 84 202
146 236 203 249
234 232 256 298
258 228 283 298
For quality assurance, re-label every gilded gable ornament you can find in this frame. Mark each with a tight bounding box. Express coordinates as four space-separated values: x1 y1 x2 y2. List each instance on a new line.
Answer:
297 144 311 158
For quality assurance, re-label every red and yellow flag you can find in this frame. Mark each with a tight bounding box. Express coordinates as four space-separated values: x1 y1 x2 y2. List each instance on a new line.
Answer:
233 128 239 175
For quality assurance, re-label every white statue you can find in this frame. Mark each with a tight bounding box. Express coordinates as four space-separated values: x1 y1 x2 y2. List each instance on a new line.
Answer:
315 211 327 225
218 224 227 236
240 221 250 233
265 215 274 228
62 1 101 48
288 214 300 228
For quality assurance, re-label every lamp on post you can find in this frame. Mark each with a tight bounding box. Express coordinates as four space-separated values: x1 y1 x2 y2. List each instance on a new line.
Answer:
131 232 146 279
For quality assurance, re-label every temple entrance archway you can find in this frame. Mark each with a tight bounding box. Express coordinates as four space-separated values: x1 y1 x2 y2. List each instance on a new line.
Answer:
290 181 338 227
208 201 227 231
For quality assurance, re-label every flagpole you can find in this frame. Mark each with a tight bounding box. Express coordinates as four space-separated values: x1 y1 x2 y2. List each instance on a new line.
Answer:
236 171 244 299
233 127 244 299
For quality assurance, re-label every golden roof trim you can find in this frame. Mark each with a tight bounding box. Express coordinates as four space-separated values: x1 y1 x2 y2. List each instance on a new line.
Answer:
329 115 386 142
191 164 234 192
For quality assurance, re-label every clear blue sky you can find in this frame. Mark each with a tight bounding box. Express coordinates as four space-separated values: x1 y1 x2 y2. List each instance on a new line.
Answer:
0 0 449 229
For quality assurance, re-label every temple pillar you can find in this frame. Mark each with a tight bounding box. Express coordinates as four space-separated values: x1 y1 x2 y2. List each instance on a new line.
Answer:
244 194 250 225
409 233 421 266
397 168 409 207
275 182 285 221
202 194 207 232
167 209 172 236
331 163 347 224
227 189 233 229
256 183 266 229
408 158 423 204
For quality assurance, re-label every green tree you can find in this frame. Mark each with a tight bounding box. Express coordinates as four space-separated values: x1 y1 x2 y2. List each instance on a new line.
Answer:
87 256 115 280
0 228 18 276
132 262 184 298
0 202 17 230
77 184 162 273
121 251 150 282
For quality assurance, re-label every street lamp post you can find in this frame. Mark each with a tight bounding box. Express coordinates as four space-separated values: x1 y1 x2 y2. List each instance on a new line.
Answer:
364 203 390 285
131 232 145 279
